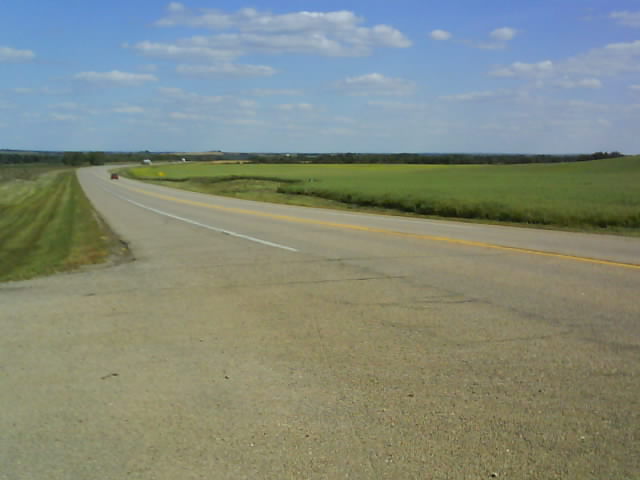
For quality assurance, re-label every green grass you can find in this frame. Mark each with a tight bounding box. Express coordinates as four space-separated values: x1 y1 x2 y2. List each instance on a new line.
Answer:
0 168 114 282
124 156 640 233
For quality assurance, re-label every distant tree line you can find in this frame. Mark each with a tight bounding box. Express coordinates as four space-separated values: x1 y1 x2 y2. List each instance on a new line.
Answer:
0 151 107 165
0 151 147 165
249 151 625 165
0 151 63 164
0 149 625 166
61 151 106 166
0 150 254 165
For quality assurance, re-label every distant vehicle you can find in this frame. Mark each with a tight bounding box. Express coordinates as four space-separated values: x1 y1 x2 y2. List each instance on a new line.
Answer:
142 159 152 165
110 173 119 180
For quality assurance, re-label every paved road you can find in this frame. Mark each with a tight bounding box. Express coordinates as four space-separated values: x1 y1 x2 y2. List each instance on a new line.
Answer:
2 165 639 479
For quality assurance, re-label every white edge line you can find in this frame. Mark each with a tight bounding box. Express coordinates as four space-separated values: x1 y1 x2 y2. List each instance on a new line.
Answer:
104 187 299 253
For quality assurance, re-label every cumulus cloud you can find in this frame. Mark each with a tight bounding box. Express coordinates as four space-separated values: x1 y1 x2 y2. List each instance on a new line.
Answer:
440 89 513 102
138 64 158 72
610 11 640 27
489 39 640 94
176 63 276 77
335 73 416 96
367 100 425 110
277 103 315 111
74 70 157 86
167 2 185 13
147 6 410 58
564 40 640 76
157 87 258 122
48 102 80 110
490 60 554 77
490 27 517 41
50 113 77 121
113 105 145 114
11 86 69 95
554 78 602 89
169 111 206 121
158 86 226 104
470 26 519 49
0 45 35 62
430 30 452 41
127 41 239 61
249 88 303 96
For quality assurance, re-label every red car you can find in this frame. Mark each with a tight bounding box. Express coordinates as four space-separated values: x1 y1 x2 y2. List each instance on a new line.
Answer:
110 173 119 180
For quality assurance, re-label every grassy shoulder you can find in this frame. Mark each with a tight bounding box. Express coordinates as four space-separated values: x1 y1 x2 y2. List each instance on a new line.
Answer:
0 167 117 282
122 157 640 234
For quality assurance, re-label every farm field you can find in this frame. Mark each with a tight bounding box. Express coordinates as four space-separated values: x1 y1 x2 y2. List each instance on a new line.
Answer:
0 166 116 282
125 156 640 233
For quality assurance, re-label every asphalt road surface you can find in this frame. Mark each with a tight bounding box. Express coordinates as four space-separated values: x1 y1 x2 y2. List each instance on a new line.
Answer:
2 165 639 479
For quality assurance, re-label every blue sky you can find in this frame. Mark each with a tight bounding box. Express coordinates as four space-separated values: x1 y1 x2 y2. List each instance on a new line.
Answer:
2 0 640 153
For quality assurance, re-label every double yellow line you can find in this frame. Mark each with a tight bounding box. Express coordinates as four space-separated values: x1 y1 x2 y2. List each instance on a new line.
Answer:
115 180 640 271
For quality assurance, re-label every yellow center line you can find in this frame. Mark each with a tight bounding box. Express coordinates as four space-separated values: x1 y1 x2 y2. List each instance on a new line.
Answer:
113 179 640 271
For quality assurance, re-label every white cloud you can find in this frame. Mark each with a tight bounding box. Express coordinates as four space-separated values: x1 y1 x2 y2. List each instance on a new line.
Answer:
48 102 80 110
554 78 602 89
563 100 610 112
318 127 356 136
138 64 158 72
113 105 145 114
158 86 226 103
335 73 416 96
489 39 640 94
367 100 425 110
462 27 519 50
74 70 157 86
157 6 234 28
243 10 363 33
128 41 239 62
150 7 410 57
564 40 640 76
610 11 640 27
630 84 640 90
176 63 276 77
0 46 35 62
11 86 69 95
226 118 265 127
249 88 303 96
490 27 517 41
239 99 258 108
334 116 355 124
168 2 185 13
46 102 99 115
277 103 314 111
490 60 554 77
440 89 513 102
50 113 77 121
169 111 206 121
156 87 259 123
430 29 452 41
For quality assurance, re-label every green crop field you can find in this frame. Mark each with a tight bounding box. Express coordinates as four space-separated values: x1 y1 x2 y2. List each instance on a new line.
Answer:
125 156 640 233
0 167 115 282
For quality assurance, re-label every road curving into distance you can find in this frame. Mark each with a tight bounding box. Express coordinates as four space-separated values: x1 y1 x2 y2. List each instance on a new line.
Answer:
2 165 639 479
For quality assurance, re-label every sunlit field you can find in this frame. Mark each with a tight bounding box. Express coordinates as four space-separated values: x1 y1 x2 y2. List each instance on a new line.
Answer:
126 156 640 232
